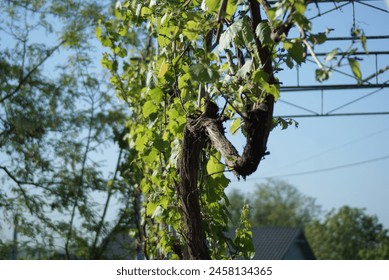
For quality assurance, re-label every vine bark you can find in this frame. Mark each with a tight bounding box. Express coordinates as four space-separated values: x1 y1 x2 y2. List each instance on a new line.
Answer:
177 0 275 260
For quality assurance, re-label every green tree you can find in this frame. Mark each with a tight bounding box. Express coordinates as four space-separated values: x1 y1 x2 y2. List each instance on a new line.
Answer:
0 0 137 259
98 0 387 259
250 179 321 227
306 206 389 260
227 180 321 228
227 189 246 228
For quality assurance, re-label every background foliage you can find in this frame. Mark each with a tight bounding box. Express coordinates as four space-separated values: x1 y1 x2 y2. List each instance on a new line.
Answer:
0 0 137 259
228 179 389 260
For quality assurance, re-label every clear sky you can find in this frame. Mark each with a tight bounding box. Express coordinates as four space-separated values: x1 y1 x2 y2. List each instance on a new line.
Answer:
227 1 389 227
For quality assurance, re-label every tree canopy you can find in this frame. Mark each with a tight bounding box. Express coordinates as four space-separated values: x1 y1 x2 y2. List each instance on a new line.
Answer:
228 179 322 228
306 206 389 260
0 0 135 259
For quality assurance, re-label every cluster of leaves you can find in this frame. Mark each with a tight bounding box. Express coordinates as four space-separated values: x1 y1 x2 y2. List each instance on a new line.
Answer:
98 0 362 259
0 0 136 259
313 27 369 83
98 0 267 259
256 0 373 84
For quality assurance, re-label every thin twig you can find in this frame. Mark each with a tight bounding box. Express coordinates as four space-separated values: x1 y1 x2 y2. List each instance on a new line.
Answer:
0 40 65 104
90 148 123 258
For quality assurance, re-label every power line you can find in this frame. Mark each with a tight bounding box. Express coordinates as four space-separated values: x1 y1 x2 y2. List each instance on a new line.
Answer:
266 125 389 175
251 154 389 180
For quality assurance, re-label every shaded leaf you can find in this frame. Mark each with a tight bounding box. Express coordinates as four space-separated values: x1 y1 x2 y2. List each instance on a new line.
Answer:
309 32 327 45
256 21 272 46
189 63 219 82
283 41 305 65
315 68 331 82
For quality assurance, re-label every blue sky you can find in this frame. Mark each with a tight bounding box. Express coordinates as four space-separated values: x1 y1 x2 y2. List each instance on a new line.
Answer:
227 1 389 226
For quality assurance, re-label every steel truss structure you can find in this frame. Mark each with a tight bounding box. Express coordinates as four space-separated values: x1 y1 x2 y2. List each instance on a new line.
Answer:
275 0 389 118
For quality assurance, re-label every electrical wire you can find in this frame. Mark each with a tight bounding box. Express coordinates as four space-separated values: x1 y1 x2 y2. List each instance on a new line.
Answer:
246 154 389 180
266 125 389 175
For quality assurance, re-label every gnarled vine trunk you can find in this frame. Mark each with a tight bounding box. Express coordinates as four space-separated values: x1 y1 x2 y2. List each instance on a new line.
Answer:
178 115 210 259
177 0 275 260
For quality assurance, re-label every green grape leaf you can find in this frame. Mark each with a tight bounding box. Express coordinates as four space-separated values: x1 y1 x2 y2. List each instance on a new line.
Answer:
142 100 158 118
348 58 362 81
183 20 200 41
256 21 272 46
226 0 239 18
230 118 241 135
219 18 252 50
146 201 159 216
309 32 327 45
149 87 164 103
325 48 339 61
315 68 331 82
144 148 159 164
361 35 368 54
206 153 225 178
283 41 305 65
205 0 221 13
189 63 219 82
158 61 170 78
134 134 148 152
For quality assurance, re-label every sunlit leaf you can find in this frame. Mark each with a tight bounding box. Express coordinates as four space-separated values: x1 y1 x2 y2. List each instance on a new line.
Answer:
144 147 159 164
219 18 252 50
183 20 200 41
361 35 368 54
230 118 241 135
325 48 339 61
147 201 159 216
348 58 362 81
237 59 252 78
142 100 158 118
226 0 239 18
158 61 170 78
205 0 222 13
206 152 225 178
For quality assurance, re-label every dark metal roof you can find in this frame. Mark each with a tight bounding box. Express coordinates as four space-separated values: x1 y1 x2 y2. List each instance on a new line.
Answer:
253 228 306 259
229 227 316 260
